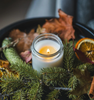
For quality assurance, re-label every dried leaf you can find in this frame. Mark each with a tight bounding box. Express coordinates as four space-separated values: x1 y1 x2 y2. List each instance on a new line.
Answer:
20 50 32 63
0 59 18 78
9 29 39 53
72 39 94 64
0 59 10 69
71 68 92 96
9 29 26 40
36 25 45 34
74 47 94 64
42 9 75 41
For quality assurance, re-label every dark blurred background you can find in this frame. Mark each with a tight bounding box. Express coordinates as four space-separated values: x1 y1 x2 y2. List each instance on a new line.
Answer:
0 0 94 30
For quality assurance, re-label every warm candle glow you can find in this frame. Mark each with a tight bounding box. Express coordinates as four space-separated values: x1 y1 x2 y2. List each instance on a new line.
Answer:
31 33 64 72
39 46 57 54
47 49 50 53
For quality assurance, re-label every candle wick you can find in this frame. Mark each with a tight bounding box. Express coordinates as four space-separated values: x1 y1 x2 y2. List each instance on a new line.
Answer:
47 49 50 54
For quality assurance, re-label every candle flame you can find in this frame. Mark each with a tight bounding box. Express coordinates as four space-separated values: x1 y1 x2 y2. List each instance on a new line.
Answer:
47 49 50 53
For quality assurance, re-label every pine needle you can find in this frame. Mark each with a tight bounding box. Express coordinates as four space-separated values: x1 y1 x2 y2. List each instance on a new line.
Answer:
41 67 68 87
63 42 75 72
26 82 43 100
46 89 60 100
12 90 25 100
1 75 24 95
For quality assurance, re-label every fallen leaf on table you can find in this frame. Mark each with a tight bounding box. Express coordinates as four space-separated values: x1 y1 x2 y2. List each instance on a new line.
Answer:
42 9 75 41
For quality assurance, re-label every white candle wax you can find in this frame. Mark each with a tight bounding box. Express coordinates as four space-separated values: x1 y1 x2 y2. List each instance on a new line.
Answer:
31 39 64 72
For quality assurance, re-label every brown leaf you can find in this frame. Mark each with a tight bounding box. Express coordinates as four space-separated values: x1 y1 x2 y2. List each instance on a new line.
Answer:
0 60 18 78
9 29 27 40
73 68 92 83
9 29 39 53
71 68 92 96
42 9 75 41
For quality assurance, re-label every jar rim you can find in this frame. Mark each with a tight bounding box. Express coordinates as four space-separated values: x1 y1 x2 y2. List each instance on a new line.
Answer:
31 33 63 58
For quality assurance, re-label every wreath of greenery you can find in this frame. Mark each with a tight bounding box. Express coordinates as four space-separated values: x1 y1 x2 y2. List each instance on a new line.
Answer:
0 37 94 100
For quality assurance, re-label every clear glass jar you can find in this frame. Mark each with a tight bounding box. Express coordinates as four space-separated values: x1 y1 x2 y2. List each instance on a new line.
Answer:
31 33 64 72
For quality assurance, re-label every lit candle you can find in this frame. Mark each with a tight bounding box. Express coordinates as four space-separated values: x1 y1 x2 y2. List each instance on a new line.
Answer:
31 33 64 72
39 46 57 54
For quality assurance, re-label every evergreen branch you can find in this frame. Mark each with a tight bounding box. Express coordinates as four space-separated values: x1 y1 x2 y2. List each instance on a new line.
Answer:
46 89 60 100
68 76 79 91
2 96 9 100
68 76 82 100
68 94 87 100
26 82 43 100
68 66 92 98
63 42 75 72
1 38 92 100
41 67 68 86
78 63 94 76
68 94 79 100
10 63 41 81
1 75 25 95
74 66 92 84
12 90 25 100
68 94 89 100
2 38 41 81
1 74 43 100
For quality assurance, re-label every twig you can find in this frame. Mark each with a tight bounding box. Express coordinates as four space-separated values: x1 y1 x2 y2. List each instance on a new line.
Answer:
49 87 72 91
0 38 22 52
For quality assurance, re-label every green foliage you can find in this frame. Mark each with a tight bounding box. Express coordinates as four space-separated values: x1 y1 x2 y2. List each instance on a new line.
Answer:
68 94 89 100
90 98 94 100
82 63 94 76
68 64 92 100
1 38 93 100
26 82 43 100
63 42 75 71
68 93 80 100
46 89 60 100
12 90 26 100
41 67 68 87
1 75 24 95
2 38 23 66
10 63 41 80
68 76 79 91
